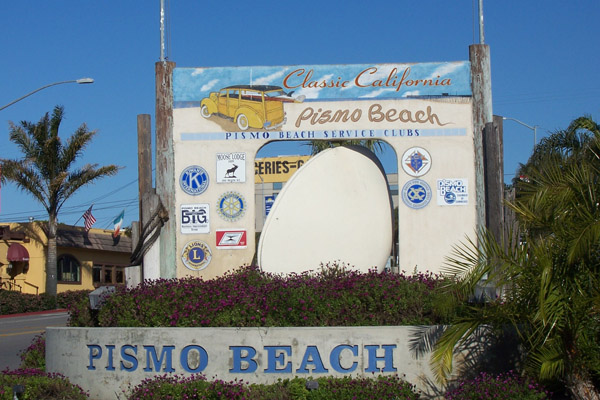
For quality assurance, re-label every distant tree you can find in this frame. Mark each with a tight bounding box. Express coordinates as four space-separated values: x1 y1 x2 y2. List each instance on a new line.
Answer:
432 115 600 400
307 139 386 155
0 106 120 296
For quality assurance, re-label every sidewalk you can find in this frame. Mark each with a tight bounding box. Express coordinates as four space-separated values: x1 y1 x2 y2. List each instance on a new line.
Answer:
0 309 68 319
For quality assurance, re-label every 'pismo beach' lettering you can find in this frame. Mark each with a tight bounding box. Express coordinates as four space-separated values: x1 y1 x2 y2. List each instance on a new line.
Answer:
283 67 451 92
295 105 451 128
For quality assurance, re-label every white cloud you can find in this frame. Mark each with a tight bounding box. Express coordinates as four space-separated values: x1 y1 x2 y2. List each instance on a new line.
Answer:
191 69 205 77
359 88 395 98
201 79 219 92
425 63 461 80
253 69 288 86
402 90 421 97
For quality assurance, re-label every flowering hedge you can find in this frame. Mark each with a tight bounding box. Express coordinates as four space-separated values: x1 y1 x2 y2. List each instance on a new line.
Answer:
0 289 90 315
444 371 551 399
0 368 88 399
69 265 461 328
125 374 419 400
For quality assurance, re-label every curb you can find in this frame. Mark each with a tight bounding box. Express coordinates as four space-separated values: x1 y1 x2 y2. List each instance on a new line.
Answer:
0 309 68 319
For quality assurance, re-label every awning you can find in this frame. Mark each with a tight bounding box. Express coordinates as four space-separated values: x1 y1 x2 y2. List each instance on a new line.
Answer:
7 243 29 262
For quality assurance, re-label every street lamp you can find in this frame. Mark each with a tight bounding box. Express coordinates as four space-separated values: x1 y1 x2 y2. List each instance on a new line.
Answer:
0 78 94 111
502 116 538 149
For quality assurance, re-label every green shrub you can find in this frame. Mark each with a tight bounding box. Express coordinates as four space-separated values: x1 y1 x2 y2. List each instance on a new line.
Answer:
57 290 91 309
0 368 88 399
0 290 55 315
248 376 420 399
125 374 248 399
0 289 90 316
444 371 550 399
124 374 419 399
65 292 95 327
18 334 45 370
90 265 458 328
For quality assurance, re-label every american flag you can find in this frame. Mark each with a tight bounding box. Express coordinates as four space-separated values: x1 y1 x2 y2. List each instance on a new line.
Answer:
82 205 96 232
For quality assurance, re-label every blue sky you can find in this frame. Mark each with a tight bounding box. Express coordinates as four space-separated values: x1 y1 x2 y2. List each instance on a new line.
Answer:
1 1 598 229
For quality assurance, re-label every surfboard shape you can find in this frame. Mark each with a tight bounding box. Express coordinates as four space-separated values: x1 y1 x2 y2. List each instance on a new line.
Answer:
258 145 393 274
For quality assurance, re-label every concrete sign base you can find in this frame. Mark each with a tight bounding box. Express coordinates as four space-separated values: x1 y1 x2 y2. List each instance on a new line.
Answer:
47 326 454 399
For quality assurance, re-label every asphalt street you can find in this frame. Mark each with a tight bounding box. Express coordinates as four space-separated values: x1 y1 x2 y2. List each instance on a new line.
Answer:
0 310 69 371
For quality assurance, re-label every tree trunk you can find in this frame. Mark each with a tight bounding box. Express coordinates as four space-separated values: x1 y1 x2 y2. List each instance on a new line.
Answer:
45 214 58 296
567 371 600 400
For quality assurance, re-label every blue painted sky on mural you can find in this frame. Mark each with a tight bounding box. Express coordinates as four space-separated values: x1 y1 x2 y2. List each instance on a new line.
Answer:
1 1 599 229
173 62 472 102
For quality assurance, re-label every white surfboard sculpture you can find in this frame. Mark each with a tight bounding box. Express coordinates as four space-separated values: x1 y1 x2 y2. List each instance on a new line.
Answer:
258 145 394 274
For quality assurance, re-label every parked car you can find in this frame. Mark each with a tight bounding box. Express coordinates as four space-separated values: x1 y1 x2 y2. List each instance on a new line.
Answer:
200 85 304 131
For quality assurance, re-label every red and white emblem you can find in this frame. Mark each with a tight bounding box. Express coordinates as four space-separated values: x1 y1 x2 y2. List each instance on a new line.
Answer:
216 230 247 249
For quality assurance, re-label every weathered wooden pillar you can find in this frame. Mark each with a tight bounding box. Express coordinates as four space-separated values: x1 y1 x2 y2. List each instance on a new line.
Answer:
470 44 493 233
155 61 176 278
484 116 504 242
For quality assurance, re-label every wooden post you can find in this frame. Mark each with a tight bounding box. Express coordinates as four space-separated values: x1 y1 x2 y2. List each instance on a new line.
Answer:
135 114 152 282
483 116 504 242
155 61 176 278
470 44 493 233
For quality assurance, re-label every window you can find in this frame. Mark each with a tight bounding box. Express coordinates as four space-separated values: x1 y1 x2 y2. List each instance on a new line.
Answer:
389 185 399 196
273 182 283 190
93 264 126 286
57 254 81 283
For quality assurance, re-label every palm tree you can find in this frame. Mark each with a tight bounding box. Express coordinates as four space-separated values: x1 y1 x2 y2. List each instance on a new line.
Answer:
432 116 600 400
0 106 120 296
307 139 386 155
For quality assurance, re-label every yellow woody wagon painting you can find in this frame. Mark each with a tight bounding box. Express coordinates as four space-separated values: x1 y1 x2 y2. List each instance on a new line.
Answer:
200 85 305 131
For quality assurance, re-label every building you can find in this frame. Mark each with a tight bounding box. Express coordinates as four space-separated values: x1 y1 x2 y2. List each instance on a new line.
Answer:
0 223 132 295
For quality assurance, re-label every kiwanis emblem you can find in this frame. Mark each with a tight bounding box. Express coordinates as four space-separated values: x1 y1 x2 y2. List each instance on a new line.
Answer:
180 165 209 195
217 191 246 221
401 147 431 177
401 179 432 209
181 240 212 271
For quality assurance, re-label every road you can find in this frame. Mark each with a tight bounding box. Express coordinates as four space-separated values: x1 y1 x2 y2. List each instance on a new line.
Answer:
0 310 69 371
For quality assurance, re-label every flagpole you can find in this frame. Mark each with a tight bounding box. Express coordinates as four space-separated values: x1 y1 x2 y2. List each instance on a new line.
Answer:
73 204 94 226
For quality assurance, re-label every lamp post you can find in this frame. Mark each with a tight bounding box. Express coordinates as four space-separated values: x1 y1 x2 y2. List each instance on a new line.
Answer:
502 116 538 150
0 78 94 111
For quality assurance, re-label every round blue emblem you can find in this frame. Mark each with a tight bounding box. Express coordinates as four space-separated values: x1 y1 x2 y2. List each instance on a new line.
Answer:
401 179 432 209
180 165 209 195
444 191 457 204
181 240 212 271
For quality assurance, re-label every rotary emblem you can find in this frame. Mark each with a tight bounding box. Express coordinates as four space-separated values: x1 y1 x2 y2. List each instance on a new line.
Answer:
181 240 212 271
216 191 246 221
401 179 432 209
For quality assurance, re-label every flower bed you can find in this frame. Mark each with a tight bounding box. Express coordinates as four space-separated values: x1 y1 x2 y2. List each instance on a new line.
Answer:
69 265 461 328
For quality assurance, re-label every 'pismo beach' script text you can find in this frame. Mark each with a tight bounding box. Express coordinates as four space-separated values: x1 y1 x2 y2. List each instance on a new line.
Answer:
295 104 451 128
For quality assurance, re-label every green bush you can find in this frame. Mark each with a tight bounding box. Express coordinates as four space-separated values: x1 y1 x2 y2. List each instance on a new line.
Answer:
18 334 45 370
124 374 419 399
0 369 88 399
0 289 90 316
444 371 550 399
0 290 55 315
88 265 460 328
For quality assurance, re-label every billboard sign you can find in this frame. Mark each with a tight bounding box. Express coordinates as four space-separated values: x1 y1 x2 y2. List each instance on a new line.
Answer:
170 61 477 278
255 155 311 183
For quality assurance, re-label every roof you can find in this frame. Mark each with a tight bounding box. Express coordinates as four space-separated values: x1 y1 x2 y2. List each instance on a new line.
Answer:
223 85 284 92
57 228 132 253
